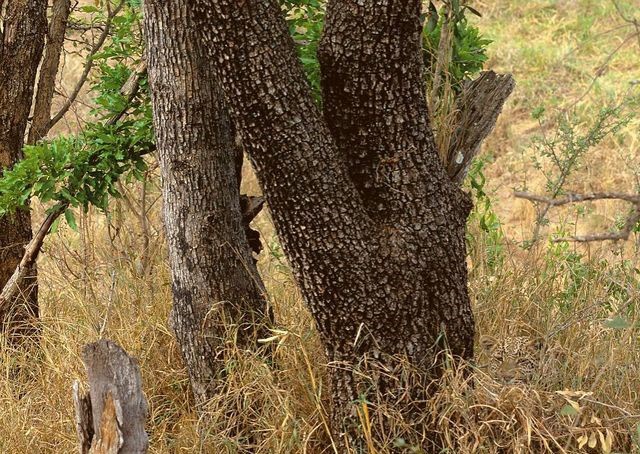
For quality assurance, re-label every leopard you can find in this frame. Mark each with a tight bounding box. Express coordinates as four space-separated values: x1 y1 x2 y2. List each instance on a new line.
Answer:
477 335 545 384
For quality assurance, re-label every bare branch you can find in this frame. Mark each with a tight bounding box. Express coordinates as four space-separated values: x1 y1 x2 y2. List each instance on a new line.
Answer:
514 191 640 206
514 190 640 243
47 0 125 130
447 71 515 185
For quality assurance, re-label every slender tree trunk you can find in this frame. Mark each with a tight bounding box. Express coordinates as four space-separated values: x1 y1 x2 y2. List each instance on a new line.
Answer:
0 0 48 337
143 1 271 408
190 0 475 448
28 0 71 145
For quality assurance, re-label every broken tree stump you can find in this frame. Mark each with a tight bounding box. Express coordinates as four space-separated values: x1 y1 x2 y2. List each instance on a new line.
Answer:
73 339 148 454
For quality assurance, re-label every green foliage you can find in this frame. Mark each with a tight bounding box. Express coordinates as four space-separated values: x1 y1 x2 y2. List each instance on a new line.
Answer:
543 238 593 310
422 0 491 92
0 1 151 223
531 105 632 198
0 122 150 218
282 0 324 102
466 157 505 272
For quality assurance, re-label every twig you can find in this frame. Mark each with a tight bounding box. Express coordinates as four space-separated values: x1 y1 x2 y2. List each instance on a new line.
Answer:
514 191 640 243
47 0 125 131
514 191 640 206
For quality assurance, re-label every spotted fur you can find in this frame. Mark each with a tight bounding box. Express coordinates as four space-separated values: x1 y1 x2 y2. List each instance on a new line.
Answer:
478 335 544 384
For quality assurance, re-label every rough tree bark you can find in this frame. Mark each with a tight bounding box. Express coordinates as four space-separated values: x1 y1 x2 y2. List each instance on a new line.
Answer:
0 0 48 338
28 0 71 145
73 339 148 454
187 0 481 447
142 1 271 408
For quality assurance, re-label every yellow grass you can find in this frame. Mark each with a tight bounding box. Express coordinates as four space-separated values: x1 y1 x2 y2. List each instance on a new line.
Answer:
2 0 640 452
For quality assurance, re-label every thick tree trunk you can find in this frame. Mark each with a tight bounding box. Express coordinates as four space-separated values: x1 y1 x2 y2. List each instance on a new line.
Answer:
143 1 271 408
190 0 475 447
0 0 48 338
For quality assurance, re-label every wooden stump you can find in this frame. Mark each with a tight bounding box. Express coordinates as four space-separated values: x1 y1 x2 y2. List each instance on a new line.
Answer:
73 339 148 454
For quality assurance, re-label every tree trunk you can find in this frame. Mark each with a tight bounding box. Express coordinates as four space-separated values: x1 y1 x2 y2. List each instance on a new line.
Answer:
28 0 71 145
74 339 149 454
0 0 48 338
142 1 271 409
189 0 476 448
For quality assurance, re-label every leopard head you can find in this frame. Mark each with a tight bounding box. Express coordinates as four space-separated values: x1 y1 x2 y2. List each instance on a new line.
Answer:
478 335 544 384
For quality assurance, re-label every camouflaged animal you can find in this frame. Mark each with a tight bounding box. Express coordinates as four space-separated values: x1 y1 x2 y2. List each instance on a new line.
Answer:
478 335 544 384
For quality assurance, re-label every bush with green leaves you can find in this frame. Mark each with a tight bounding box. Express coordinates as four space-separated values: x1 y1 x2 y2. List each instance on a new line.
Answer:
0 1 151 228
282 0 324 102
422 0 491 93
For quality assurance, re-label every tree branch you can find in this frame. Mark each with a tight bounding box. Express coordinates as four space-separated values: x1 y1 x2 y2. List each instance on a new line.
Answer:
0 203 66 316
514 190 640 242
192 0 371 248
319 0 446 222
47 0 125 131
447 71 515 185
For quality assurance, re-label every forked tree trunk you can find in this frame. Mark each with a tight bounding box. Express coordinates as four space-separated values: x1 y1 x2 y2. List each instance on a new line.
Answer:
143 1 271 408
190 0 474 448
0 0 48 338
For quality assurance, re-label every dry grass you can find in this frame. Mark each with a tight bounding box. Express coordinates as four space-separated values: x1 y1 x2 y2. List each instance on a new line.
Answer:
2 0 640 452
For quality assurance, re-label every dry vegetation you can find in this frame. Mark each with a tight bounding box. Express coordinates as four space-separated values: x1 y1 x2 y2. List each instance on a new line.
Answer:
1 0 640 452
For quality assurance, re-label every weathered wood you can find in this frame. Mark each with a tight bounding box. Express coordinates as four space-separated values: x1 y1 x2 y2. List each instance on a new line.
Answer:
73 381 94 454
446 71 515 185
74 340 148 454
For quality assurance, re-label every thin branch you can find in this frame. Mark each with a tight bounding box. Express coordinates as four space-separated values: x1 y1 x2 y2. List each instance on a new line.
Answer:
514 190 640 243
0 203 67 315
514 191 640 206
47 0 125 130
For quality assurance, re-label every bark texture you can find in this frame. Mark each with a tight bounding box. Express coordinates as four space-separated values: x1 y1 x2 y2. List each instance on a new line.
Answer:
0 0 47 337
28 0 71 145
74 339 148 454
143 1 270 407
190 0 475 445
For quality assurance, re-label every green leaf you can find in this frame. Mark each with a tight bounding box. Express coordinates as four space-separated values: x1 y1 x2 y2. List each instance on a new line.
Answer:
465 5 483 17
79 5 100 13
65 209 78 231
49 217 61 234
560 404 579 416
603 316 632 330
